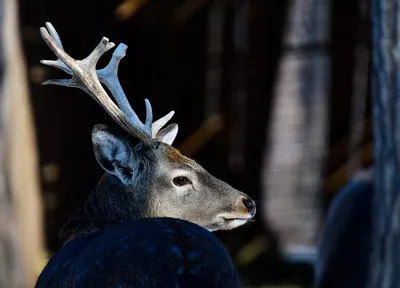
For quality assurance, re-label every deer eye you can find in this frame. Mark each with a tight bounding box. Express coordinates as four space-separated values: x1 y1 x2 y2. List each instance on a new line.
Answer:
173 176 190 186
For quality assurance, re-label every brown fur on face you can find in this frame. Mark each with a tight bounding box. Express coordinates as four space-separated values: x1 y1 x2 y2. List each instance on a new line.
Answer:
165 145 194 165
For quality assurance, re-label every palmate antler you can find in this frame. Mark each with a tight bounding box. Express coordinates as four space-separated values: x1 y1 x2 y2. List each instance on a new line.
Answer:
40 22 175 148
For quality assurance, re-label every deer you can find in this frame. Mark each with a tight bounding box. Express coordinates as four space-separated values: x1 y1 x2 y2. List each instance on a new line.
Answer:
35 22 255 287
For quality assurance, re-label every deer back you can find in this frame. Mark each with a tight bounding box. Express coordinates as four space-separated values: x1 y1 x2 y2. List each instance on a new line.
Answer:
36 218 242 288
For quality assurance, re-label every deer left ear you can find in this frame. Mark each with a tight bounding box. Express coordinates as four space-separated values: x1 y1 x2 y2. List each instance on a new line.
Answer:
156 123 178 145
91 125 135 185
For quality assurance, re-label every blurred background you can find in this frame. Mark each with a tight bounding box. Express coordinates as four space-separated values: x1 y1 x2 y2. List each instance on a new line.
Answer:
1 0 374 287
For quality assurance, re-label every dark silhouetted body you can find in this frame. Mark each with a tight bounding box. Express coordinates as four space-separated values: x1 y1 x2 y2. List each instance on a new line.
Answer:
314 179 373 288
36 218 242 288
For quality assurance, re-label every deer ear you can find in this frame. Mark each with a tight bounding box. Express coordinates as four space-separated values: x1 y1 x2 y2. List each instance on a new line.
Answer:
91 125 135 185
156 123 178 145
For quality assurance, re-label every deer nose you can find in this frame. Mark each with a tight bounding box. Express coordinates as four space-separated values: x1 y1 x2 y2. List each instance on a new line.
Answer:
242 197 256 217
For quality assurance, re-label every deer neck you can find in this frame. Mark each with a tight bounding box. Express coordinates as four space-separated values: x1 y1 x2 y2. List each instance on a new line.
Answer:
87 173 151 219
59 171 153 244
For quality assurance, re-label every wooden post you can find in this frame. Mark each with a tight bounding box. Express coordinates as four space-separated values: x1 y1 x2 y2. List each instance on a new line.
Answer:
1 0 44 286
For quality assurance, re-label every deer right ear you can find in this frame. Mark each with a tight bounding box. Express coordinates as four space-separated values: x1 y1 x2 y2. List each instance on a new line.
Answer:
91 125 135 185
156 123 178 145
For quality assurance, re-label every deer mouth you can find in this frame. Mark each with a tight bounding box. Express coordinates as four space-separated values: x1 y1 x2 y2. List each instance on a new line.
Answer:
208 215 253 231
219 212 254 223
224 217 252 221
222 216 254 227
217 217 253 230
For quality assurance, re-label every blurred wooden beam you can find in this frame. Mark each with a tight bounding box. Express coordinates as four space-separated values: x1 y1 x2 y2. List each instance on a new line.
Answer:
114 0 150 21
178 114 224 156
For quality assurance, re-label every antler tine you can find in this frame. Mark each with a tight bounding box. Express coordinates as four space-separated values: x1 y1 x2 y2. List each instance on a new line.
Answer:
39 23 153 147
97 44 153 136
40 23 72 75
39 24 73 76
45 22 64 50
